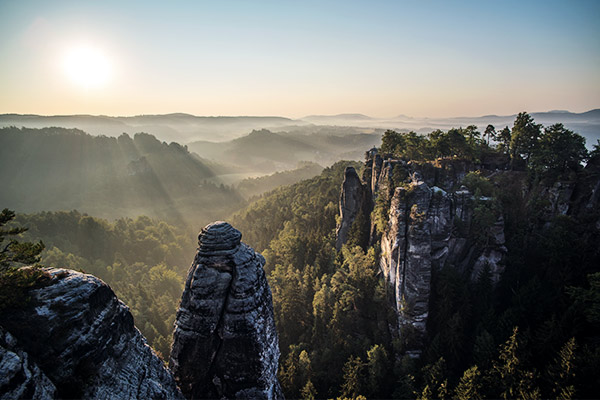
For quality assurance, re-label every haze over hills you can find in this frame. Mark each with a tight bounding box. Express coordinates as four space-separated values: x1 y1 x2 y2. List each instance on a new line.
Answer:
0 126 243 227
188 128 383 173
298 110 600 146
2 109 599 229
2 0 599 397
301 113 375 124
2 109 598 147
0 113 304 144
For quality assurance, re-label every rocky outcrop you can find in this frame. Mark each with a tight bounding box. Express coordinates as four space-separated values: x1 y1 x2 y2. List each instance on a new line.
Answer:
335 167 368 250
372 160 507 355
170 222 282 399
0 268 183 400
414 159 473 190
0 328 56 400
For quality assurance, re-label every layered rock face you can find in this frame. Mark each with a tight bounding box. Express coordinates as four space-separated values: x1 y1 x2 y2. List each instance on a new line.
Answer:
0 268 183 400
170 222 282 400
380 181 435 346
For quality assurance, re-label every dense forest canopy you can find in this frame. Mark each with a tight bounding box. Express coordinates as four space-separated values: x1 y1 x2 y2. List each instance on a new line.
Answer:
379 113 592 181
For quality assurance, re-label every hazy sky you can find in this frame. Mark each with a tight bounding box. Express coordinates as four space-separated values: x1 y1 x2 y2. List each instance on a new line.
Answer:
1 0 599 118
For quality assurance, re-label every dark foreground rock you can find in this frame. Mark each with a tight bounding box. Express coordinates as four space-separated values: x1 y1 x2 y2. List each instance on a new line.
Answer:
0 268 183 400
170 221 283 399
0 327 56 400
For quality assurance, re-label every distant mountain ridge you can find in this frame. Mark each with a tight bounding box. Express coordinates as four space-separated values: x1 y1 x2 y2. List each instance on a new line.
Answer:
187 128 382 173
2 108 598 148
302 113 374 124
0 113 303 144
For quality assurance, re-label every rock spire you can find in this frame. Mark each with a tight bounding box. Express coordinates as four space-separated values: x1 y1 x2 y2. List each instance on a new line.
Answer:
170 221 283 399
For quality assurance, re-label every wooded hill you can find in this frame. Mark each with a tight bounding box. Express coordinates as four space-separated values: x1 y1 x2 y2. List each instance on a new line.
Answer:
0 127 243 228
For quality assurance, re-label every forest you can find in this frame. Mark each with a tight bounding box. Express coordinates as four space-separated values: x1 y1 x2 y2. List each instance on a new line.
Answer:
231 113 600 399
1 210 194 358
1 112 599 398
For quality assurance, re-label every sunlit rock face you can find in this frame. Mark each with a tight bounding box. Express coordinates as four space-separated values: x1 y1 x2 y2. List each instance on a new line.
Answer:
0 268 183 400
170 221 282 400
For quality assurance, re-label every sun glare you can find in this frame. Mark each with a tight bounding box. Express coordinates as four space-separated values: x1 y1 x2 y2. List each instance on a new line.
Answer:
63 45 112 89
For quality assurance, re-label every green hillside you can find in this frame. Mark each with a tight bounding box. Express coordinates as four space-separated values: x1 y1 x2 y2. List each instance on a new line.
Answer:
188 127 382 173
0 127 244 227
236 162 324 199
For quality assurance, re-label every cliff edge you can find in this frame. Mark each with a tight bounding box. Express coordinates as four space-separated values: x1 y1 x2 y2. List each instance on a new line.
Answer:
0 268 183 399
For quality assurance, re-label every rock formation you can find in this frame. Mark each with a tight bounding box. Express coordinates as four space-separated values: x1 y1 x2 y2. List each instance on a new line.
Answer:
170 221 282 399
380 181 434 351
0 268 183 400
352 155 510 355
335 166 369 250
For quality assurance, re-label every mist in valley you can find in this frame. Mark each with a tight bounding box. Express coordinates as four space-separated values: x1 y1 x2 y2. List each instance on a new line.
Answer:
2 1 599 398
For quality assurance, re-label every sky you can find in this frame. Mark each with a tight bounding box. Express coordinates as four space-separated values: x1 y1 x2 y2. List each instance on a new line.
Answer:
0 0 599 118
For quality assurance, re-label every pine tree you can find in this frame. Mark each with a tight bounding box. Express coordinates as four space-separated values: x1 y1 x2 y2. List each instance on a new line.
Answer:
0 209 44 270
484 124 497 146
420 357 449 400
489 327 540 399
366 344 391 398
454 366 482 400
510 112 542 165
497 126 511 154
548 338 577 400
301 380 317 400
341 355 366 399
0 209 47 312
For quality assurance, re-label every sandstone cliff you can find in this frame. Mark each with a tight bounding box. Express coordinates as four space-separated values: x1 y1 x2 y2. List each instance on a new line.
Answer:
170 221 282 399
379 176 506 353
344 148 600 358
342 154 508 355
0 268 183 400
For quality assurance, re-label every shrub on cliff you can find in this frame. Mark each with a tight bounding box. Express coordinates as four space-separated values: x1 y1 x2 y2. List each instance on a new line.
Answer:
0 208 47 312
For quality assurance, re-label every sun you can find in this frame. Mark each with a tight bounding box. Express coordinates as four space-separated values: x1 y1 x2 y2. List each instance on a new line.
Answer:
63 45 112 89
